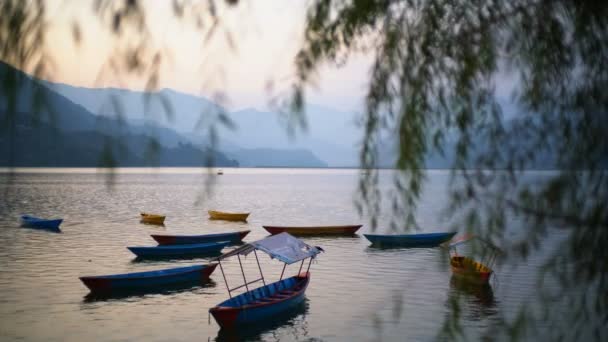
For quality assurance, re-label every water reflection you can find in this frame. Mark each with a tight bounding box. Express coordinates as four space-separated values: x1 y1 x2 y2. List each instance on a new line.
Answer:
448 275 498 319
213 299 310 342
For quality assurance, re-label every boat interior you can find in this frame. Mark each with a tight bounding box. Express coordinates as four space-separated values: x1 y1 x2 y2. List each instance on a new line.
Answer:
222 275 307 308
450 256 492 273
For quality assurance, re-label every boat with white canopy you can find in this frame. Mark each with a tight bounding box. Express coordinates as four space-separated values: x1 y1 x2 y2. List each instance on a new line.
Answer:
209 233 323 329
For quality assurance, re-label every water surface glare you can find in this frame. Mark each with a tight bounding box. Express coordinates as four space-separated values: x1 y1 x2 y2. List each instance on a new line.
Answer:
0 169 554 341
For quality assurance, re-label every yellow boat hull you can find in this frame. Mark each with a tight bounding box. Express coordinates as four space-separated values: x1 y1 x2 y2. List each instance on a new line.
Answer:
140 213 166 225
450 256 492 284
208 210 250 222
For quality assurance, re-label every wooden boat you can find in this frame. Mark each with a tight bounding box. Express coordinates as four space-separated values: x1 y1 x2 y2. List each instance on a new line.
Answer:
364 231 456 247
127 241 229 259
209 233 323 329
21 215 62 230
79 264 217 293
450 256 493 285
208 210 250 222
151 230 251 245
140 212 166 225
210 273 310 329
263 225 362 236
448 236 499 285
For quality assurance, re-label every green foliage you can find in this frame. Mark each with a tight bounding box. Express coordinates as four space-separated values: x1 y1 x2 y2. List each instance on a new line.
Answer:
292 0 608 340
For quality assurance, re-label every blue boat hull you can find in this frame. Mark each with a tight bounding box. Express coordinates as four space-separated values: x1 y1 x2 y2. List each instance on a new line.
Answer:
127 241 229 259
210 273 310 329
80 264 217 293
21 215 62 231
151 230 250 245
364 232 457 247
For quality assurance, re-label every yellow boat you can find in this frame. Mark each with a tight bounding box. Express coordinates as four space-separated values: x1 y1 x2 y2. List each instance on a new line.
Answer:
208 210 250 222
450 256 493 285
140 212 166 225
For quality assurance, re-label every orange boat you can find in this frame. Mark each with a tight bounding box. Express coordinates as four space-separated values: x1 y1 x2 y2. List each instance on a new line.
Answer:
263 225 362 236
208 210 250 222
140 212 166 225
448 235 499 285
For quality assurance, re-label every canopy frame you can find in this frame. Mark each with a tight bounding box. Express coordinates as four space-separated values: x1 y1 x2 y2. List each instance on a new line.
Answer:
215 233 321 298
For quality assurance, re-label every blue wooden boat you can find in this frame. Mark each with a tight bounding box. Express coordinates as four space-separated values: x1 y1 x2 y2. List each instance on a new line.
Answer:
20 215 63 230
210 273 309 329
79 264 217 293
364 231 457 247
209 233 323 329
151 230 250 246
127 241 229 259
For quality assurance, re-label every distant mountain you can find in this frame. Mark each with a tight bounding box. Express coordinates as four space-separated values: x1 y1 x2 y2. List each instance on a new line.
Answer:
227 148 328 168
0 60 238 167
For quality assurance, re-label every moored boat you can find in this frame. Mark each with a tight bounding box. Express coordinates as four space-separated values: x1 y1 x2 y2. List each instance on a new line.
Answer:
364 231 456 247
127 241 229 259
262 225 362 236
151 230 250 245
140 212 166 225
79 264 217 293
448 236 500 285
209 233 323 329
20 215 62 231
208 210 250 222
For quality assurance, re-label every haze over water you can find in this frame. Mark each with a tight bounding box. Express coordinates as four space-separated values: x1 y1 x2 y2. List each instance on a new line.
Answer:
0 168 563 341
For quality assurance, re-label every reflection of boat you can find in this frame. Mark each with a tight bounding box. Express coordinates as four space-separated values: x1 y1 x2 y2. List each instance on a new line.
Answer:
448 236 500 285
215 300 309 341
151 230 250 245
79 264 217 294
140 212 166 225
449 275 495 307
127 241 229 259
209 233 323 329
21 215 62 231
208 210 250 222
364 231 456 247
263 225 362 236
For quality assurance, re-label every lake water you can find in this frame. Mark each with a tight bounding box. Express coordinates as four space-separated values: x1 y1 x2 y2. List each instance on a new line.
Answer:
0 168 563 341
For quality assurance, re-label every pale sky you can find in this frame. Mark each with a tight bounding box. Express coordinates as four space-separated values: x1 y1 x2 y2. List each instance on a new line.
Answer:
40 0 371 112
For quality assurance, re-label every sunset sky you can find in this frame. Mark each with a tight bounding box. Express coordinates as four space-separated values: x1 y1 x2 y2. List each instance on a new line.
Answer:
39 0 371 112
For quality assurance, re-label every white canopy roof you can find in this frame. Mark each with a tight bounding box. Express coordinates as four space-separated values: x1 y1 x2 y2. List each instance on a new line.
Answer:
218 232 322 264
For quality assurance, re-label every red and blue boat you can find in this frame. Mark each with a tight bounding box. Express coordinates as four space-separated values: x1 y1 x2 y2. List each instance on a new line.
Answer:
209 233 323 329
79 264 217 294
151 230 250 246
127 241 229 259
20 215 63 231
364 231 457 247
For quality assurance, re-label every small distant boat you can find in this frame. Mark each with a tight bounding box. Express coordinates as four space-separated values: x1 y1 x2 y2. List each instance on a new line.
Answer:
79 264 217 294
127 241 229 259
20 215 62 230
217 169 224 175
364 231 457 247
209 233 323 329
208 210 250 222
151 230 251 246
140 212 166 225
448 236 500 285
262 225 362 236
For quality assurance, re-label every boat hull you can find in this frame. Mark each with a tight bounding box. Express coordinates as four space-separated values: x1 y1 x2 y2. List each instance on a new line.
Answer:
263 225 362 236
127 241 229 259
210 273 310 329
80 264 217 293
140 213 166 225
364 232 457 247
151 230 250 245
450 256 492 285
20 215 62 230
208 210 250 222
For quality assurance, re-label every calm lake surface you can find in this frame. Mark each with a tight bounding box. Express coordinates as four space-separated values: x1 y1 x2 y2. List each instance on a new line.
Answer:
0 168 563 341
